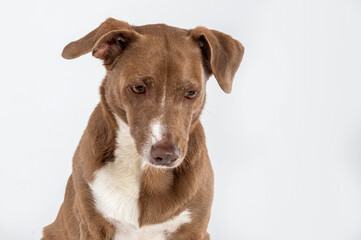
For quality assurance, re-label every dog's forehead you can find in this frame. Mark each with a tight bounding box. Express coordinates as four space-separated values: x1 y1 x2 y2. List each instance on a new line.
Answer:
118 26 204 85
135 25 199 57
134 23 189 38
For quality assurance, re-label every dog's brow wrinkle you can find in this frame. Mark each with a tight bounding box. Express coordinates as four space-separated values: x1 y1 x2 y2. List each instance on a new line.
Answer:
161 85 166 109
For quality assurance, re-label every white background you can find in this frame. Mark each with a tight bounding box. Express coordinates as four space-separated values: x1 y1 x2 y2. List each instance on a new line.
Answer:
1 0 361 239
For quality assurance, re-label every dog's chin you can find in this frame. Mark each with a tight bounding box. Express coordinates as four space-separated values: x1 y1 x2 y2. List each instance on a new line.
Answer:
144 158 183 169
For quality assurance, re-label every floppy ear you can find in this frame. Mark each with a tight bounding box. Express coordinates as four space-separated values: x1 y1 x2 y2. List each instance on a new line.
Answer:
190 27 244 93
62 18 140 65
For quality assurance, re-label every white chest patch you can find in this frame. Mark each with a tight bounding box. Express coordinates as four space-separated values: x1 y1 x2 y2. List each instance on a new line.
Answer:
89 116 191 240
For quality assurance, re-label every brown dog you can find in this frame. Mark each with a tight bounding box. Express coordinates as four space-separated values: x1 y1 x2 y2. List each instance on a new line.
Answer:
42 18 244 240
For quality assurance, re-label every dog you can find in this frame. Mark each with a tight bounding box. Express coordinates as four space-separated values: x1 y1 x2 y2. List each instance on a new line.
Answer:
42 18 244 240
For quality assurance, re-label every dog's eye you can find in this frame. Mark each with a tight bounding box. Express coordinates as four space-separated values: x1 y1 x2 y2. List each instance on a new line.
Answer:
185 91 198 99
131 85 146 94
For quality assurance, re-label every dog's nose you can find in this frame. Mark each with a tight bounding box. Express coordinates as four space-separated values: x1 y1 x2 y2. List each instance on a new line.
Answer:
150 140 180 166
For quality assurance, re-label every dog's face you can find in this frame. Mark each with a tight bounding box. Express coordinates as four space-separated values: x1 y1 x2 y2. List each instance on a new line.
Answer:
62 18 244 168
108 32 206 168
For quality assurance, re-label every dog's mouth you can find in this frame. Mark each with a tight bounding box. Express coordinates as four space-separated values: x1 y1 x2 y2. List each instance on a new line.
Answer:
147 157 182 169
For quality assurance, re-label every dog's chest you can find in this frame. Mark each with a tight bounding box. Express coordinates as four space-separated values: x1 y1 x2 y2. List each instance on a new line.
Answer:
89 118 191 240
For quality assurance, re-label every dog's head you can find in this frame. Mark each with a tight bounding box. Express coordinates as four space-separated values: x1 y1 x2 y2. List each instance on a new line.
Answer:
62 18 244 168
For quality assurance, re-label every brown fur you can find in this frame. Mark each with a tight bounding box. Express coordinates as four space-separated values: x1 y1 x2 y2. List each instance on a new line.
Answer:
43 18 244 240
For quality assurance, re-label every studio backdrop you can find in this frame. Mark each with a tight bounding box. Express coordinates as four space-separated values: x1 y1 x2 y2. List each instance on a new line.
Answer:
0 0 361 239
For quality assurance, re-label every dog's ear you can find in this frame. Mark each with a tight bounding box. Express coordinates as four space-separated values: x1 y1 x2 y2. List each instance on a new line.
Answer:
190 27 244 93
62 18 140 65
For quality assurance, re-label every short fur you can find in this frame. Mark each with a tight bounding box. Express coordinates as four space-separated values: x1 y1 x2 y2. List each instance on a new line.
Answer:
42 18 244 240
